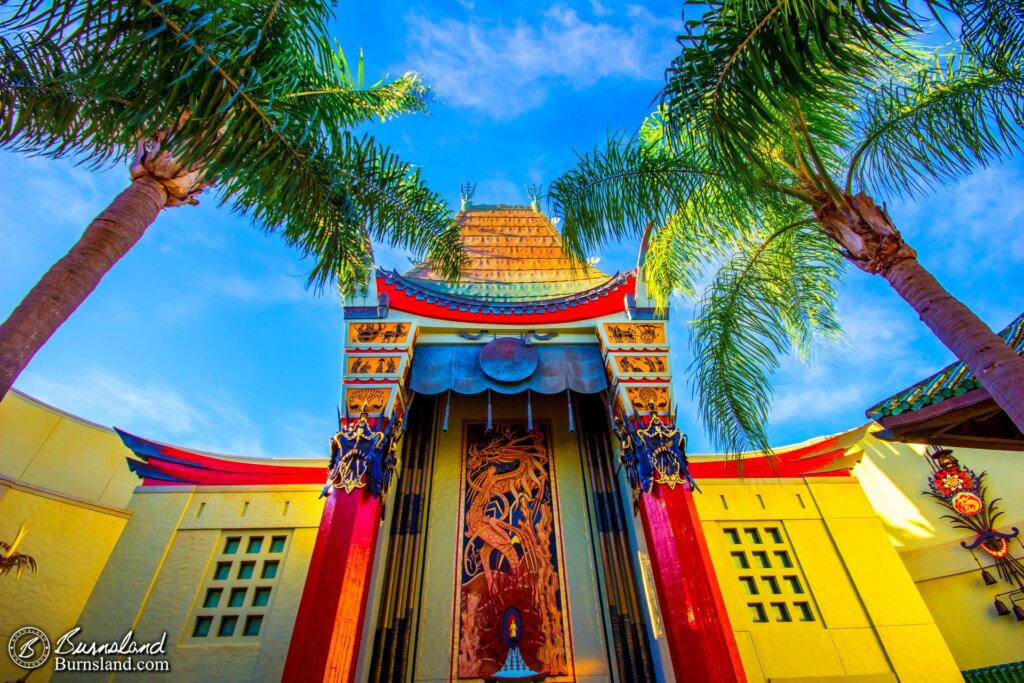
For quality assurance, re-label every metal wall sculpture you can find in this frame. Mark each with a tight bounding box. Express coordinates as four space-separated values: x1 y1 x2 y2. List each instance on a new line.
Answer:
455 422 570 679
923 446 1024 619
613 403 699 513
322 404 404 508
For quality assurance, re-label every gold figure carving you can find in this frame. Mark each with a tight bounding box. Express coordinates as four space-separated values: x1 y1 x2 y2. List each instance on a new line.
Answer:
345 388 390 415
626 386 669 412
603 323 666 345
347 356 400 374
616 355 667 374
348 322 410 345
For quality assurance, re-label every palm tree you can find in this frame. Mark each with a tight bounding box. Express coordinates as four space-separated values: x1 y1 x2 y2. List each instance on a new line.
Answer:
1 526 37 579
0 0 465 400
549 0 1024 454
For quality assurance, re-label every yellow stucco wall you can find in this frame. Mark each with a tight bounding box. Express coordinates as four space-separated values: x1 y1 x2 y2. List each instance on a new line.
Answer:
0 390 139 508
695 475 962 683
65 485 323 682
855 431 1024 671
0 390 138 683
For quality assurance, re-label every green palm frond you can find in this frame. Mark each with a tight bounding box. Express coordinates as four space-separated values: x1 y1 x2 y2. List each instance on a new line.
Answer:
547 130 759 266
642 204 731 305
0 549 38 578
281 45 431 125
0 526 37 579
0 0 463 294
664 0 918 172
848 51 1024 198
690 218 844 455
941 0 1024 62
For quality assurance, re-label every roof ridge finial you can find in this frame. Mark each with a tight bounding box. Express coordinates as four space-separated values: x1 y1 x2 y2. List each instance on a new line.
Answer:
460 181 477 211
526 183 543 213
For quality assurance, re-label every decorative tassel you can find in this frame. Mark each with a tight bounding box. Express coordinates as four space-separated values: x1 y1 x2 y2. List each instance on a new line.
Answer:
567 389 574 433
487 389 493 431
527 389 533 431
443 389 451 432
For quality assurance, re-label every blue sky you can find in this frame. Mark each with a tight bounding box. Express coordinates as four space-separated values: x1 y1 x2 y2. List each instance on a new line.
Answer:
2 1 1023 458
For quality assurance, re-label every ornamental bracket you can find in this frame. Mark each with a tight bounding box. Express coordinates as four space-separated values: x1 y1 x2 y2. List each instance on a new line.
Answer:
613 402 699 514
321 403 404 513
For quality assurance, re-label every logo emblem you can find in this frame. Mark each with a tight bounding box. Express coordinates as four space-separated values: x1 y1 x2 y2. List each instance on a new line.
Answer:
8 627 51 669
479 337 538 382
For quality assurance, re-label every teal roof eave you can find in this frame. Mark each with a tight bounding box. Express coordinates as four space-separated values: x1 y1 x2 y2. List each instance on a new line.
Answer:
866 312 1024 420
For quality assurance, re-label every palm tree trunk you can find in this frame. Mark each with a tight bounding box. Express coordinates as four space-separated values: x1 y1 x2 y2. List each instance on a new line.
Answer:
883 257 1024 429
0 176 169 400
817 192 1024 432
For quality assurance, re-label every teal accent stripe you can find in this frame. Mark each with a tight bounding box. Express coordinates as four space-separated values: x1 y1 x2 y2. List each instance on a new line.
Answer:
867 312 1024 419
962 661 1024 683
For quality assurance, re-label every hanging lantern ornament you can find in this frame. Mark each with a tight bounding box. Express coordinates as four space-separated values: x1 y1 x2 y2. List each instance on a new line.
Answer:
922 445 1024 618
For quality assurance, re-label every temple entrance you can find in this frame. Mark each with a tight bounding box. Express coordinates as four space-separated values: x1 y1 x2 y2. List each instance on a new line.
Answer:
364 392 656 682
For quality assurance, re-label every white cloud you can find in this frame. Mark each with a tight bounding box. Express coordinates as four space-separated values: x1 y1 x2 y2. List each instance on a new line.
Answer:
768 285 941 430
891 163 1024 282
404 4 678 118
212 273 310 304
17 368 267 456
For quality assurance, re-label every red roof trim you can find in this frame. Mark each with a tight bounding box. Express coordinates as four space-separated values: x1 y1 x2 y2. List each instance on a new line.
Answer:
379 274 635 324
690 436 850 479
120 429 850 487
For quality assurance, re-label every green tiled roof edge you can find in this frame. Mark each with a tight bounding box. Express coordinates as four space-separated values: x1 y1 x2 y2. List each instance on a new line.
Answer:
867 312 1024 420
962 660 1024 683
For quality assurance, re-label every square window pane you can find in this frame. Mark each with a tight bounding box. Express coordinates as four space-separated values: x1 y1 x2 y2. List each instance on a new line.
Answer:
253 587 272 607
247 537 263 554
770 603 791 622
193 616 212 638
238 561 255 580
229 588 247 608
218 616 238 637
214 562 231 580
244 615 263 637
723 528 740 545
748 603 767 623
223 537 241 555
761 577 781 595
774 551 793 568
262 560 279 579
739 577 758 595
203 588 222 608
795 602 815 622
785 576 804 594
730 552 749 569
743 528 762 544
766 528 783 544
753 551 771 569
270 536 286 553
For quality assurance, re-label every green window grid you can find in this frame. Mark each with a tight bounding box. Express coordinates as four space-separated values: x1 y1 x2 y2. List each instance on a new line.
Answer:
188 531 291 642
722 524 820 626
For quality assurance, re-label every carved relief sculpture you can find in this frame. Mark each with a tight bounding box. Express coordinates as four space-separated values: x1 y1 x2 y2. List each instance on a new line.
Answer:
455 423 569 679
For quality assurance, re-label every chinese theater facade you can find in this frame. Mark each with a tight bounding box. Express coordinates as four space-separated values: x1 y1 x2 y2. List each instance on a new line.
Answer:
11 204 1024 683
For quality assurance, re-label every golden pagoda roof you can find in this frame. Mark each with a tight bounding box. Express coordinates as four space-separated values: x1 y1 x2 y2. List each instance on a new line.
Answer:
401 205 612 303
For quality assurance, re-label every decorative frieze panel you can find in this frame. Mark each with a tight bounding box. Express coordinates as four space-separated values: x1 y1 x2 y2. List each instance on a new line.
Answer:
601 322 666 347
343 387 394 417
624 385 670 413
613 354 668 376
347 321 414 347
345 354 405 376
